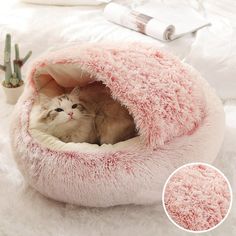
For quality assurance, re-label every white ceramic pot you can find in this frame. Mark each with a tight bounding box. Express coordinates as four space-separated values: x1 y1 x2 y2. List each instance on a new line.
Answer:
1 83 25 105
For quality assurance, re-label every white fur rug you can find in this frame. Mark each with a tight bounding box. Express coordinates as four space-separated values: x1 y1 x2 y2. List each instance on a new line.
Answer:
0 87 235 236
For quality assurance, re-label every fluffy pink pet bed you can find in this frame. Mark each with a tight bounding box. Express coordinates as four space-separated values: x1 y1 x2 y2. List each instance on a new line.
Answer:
163 164 231 232
10 43 225 207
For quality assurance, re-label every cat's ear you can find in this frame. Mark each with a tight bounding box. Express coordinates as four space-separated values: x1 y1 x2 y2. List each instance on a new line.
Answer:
39 108 57 121
39 109 50 121
70 86 80 97
39 93 51 109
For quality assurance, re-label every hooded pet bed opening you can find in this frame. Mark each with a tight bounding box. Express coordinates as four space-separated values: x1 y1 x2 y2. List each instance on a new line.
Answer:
10 43 225 207
30 62 142 152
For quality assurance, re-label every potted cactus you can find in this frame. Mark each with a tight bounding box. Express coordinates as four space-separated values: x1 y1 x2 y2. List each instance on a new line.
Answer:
0 34 32 104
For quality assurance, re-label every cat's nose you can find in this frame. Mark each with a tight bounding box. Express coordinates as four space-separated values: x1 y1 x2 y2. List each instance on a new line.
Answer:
68 112 73 117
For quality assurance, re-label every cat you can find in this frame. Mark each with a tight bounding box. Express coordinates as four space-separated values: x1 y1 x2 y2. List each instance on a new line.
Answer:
31 81 137 145
31 88 98 144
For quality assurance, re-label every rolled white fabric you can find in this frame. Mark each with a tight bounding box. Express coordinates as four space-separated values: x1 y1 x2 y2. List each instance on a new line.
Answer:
21 0 111 6
104 3 175 41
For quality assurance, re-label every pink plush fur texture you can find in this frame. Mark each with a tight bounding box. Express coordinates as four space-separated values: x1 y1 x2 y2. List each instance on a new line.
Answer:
163 164 231 231
30 43 206 147
10 42 225 207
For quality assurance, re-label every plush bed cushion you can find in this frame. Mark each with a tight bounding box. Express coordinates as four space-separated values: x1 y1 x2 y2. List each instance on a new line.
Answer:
10 42 225 207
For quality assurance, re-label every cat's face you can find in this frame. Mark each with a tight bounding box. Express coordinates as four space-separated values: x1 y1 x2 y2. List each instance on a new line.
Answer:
39 88 85 126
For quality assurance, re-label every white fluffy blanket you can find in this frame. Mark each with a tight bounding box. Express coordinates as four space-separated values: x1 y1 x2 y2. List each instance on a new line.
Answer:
20 0 111 6
0 88 235 235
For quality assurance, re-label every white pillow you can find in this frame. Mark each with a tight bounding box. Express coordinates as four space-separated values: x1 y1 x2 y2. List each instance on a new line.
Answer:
20 0 111 6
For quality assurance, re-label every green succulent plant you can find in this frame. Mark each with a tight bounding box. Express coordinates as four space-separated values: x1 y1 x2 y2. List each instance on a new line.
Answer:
0 34 32 88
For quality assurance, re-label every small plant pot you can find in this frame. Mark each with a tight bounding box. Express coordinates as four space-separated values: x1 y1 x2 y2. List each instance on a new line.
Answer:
1 82 25 105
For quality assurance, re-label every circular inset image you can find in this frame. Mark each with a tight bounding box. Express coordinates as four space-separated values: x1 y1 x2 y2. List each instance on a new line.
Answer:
162 163 232 233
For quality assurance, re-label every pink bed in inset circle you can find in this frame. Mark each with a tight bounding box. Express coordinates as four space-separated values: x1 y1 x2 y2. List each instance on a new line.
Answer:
10 42 225 207
163 163 232 232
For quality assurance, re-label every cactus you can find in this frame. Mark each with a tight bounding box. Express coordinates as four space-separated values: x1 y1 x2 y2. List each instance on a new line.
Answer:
0 34 32 88
0 34 12 86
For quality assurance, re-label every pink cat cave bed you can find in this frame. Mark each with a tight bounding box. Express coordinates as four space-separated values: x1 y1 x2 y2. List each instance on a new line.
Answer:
10 42 225 207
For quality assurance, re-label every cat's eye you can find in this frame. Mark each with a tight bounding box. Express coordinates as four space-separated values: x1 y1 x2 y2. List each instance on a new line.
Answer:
72 104 78 109
55 108 64 112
